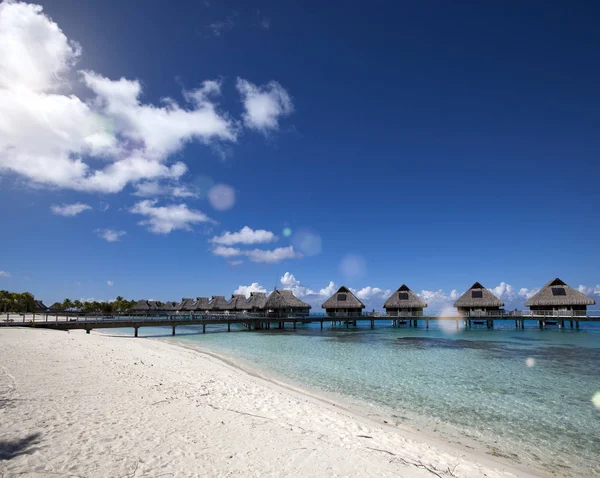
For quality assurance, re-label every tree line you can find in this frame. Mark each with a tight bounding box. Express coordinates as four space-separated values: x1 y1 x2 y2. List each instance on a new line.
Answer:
1 290 140 314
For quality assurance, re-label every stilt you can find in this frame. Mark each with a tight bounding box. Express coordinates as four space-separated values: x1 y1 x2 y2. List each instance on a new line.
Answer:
426 318 429 329
515 319 518 328
228 322 231 332
456 319 459 330
172 325 176 336
576 321 580 329
320 320 323 330
560 320 565 329
134 327 138 338
86 329 90 334
414 319 418 328
202 324 206 334
521 319 525 329
370 319 374 329
293 321 296 329
538 320 543 329
353 320 357 326
569 320 573 329
345 321 349 328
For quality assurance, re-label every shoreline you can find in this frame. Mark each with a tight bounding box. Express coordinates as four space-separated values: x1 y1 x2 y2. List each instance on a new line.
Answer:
1 328 546 477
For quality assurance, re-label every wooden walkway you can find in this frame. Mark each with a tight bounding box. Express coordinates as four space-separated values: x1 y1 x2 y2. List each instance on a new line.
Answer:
2 311 599 336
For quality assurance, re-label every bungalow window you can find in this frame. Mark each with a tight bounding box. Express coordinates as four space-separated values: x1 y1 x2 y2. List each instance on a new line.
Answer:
551 288 566 296
471 290 483 299
398 292 409 300
337 294 347 301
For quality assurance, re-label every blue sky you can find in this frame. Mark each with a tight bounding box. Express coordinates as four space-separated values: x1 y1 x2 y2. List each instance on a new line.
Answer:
0 0 599 310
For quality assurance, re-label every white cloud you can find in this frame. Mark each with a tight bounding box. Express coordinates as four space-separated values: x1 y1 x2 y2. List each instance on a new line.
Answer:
246 246 300 263
107 280 114 287
207 184 235 211
0 270 11 278
50 202 91 216
353 286 391 301
0 2 239 194
236 78 293 133
418 289 459 309
578 284 600 296
208 17 235 36
212 245 243 258
133 181 199 199
95 228 126 242
234 282 267 298
280 272 315 297
518 287 539 300
211 226 277 246
489 282 516 301
130 199 215 234
319 281 337 297
228 260 243 266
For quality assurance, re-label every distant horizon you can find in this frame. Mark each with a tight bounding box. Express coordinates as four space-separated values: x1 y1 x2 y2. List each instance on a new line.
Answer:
1 1 599 312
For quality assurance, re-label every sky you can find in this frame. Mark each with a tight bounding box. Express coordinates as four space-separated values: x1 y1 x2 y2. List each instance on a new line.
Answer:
0 0 599 311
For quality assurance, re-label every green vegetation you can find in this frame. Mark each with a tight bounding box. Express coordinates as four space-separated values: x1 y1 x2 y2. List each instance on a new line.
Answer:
1 291 136 314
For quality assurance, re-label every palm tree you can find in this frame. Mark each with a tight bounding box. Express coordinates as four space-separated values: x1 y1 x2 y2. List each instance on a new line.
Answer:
63 298 74 311
73 300 83 311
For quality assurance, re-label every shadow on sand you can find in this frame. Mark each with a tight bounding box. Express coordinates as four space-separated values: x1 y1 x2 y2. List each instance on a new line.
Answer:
0 432 41 460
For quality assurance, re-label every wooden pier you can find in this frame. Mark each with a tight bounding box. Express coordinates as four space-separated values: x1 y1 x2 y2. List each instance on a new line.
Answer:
1 311 599 336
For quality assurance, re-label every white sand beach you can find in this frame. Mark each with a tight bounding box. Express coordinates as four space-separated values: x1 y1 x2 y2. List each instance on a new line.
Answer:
0 328 542 477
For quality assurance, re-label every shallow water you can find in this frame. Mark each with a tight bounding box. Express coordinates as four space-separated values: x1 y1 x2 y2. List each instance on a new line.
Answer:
110 321 600 475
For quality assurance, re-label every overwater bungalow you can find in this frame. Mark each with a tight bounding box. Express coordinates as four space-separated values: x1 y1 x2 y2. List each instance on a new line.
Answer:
525 278 596 315
194 297 211 314
322 286 365 318
454 282 504 316
130 300 161 314
34 300 48 312
264 290 311 318
209 295 230 314
383 284 427 317
247 292 267 313
179 298 196 312
226 294 252 314
162 301 180 313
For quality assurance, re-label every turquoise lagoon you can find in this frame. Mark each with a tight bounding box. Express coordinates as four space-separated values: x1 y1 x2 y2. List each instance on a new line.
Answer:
110 321 600 475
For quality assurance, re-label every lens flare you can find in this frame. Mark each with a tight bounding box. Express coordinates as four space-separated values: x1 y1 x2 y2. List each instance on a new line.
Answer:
437 306 461 334
282 227 292 237
208 184 235 211
526 357 535 368
292 229 322 256
592 392 600 410
339 254 366 279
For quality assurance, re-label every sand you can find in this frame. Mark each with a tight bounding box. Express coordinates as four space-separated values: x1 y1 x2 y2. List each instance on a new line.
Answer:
0 328 542 477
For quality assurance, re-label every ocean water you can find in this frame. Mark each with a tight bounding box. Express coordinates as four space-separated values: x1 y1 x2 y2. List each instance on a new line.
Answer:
111 321 600 475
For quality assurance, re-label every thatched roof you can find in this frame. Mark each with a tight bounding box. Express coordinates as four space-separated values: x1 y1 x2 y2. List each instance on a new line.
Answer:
34 300 48 311
194 297 211 310
454 282 504 308
383 284 427 309
322 286 365 309
131 300 158 311
264 290 311 310
209 295 230 311
247 292 267 309
162 301 179 311
227 294 252 310
525 278 596 307
179 298 196 311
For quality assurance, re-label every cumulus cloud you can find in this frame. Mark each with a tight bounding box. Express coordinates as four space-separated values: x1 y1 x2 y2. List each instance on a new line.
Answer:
578 284 600 296
212 245 301 263
0 3 290 195
518 287 539 300
280 272 316 297
0 270 11 278
236 78 293 133
418 289 459 309
489 282 517 301
233 282 267 298
95 228 126 242
319 281 337 297
130 199 215 234
50 202 91 216
133 181 199 198
353 286 391 301
211 226 277 246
